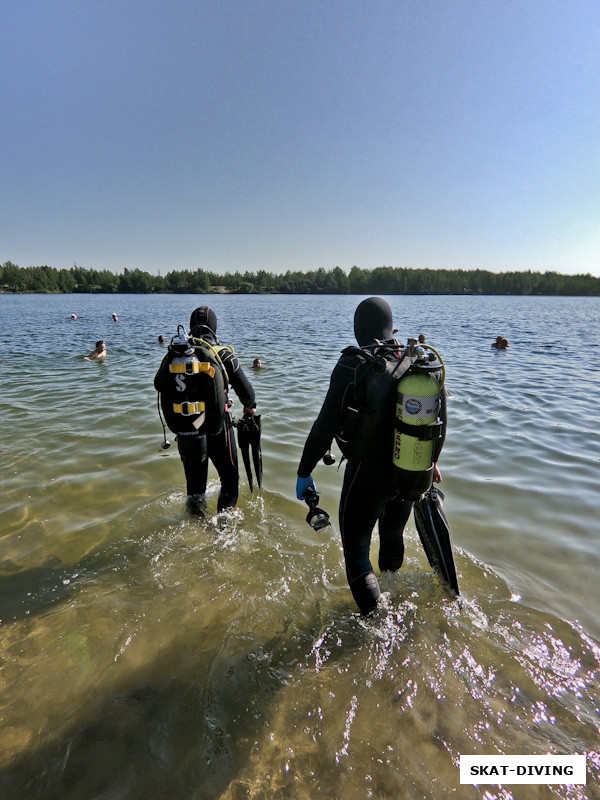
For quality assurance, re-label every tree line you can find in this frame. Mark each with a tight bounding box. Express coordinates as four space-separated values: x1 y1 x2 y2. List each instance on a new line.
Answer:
1 261 599 296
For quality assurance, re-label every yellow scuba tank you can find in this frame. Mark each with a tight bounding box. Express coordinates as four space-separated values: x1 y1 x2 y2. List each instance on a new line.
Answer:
392 341 445 500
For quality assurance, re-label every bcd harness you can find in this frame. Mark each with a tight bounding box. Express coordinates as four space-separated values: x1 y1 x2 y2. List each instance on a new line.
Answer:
156 325 233 437
335 338 447 501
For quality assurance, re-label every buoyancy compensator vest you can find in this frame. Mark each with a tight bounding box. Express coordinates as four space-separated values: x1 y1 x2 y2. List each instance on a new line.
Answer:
335 338 446 501
156 325 230 437
335 342 404 463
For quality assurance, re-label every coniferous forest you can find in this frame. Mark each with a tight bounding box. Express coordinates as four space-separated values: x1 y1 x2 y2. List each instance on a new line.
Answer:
1 260 599 296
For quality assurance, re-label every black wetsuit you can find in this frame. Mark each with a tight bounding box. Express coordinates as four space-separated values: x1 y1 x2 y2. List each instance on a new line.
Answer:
155 339 256 512
298 349 414 614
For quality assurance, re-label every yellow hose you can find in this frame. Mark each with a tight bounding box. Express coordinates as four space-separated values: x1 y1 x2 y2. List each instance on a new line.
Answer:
423 344 445 386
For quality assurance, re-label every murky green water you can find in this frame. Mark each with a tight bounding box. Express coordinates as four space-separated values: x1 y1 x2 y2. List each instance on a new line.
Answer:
0 293 599 799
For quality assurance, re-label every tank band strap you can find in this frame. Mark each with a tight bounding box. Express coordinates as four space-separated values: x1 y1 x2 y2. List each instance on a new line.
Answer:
169 362 216 378
394 419 444 441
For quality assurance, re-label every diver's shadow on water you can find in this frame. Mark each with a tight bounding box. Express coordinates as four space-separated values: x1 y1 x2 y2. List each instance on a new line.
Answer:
5 518 593 800
0 543 363 800
2 564 597 800
0 490 229 626
0 616 305 800
0 615 341 800
0 562 84 623
0 531 157 626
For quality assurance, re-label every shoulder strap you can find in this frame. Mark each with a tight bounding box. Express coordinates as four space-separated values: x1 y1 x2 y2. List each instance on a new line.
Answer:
191 338 230 384
214 343 235 360
213 344 235 384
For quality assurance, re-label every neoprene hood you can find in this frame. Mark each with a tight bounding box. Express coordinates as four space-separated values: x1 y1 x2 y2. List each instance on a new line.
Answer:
190 306 217 339
353 297 393 346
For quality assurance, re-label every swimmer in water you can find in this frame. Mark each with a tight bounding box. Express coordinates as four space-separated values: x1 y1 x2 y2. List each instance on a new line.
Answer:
84 340 107 361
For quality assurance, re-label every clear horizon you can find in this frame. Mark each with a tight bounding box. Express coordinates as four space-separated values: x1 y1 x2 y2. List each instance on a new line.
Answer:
3 1 599 278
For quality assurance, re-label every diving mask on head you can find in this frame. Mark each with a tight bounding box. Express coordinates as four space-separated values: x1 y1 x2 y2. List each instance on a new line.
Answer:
304 488 331 531
322 449 336 466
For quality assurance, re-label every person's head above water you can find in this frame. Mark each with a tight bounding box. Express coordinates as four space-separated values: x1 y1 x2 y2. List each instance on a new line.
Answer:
353 297 394 346
189 306 217 339
84 339 106 360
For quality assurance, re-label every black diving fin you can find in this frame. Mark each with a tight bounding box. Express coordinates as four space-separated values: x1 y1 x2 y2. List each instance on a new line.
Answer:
413 486 459 596
250 414 262 489
236 413 262 492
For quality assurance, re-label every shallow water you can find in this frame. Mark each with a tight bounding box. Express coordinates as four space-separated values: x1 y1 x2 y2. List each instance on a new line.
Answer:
0 292 599 799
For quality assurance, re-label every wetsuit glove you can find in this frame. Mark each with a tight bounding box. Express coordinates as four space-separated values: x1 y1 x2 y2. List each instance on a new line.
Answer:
296 475 316 500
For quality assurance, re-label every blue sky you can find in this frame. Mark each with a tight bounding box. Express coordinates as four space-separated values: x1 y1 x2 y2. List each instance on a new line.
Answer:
2 0 599 276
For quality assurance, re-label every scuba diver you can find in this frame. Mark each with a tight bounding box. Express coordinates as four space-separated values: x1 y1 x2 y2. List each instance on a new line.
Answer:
296 297 447 615
154 306 258 514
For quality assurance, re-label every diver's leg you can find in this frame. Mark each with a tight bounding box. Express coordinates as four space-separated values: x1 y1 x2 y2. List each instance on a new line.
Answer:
377 497 413 572
208 415 239 512
176 434 208 513
339 461 385 614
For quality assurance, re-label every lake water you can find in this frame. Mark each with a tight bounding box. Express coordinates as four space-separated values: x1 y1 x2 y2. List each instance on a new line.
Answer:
0 292 599 799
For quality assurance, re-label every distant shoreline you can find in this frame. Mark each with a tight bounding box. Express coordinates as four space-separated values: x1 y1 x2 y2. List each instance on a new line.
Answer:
2 289 600 297
2 261 599 296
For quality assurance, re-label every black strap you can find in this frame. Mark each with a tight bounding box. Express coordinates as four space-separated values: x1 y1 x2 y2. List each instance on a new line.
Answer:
394 418 444 441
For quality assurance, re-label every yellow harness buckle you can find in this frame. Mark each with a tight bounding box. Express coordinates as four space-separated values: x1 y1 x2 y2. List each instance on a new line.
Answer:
173 401 206 417
170 362 216 378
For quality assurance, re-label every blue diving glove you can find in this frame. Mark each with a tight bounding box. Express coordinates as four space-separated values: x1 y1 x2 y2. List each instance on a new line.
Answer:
296 475 316 500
